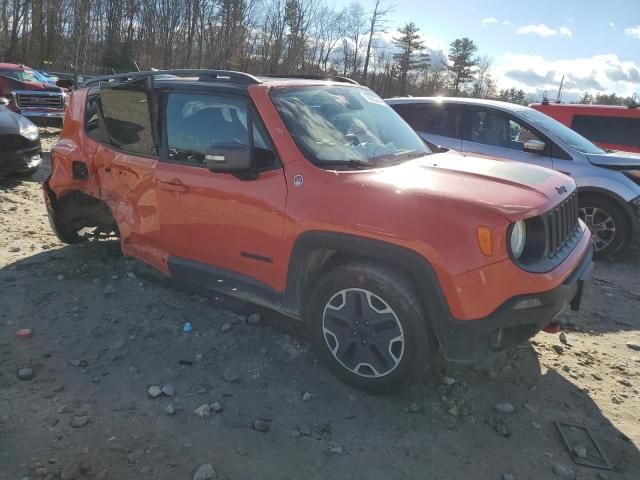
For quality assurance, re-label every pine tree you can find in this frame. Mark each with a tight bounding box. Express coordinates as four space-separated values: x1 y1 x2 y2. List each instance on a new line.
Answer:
448 37 478 95
392 22 424 96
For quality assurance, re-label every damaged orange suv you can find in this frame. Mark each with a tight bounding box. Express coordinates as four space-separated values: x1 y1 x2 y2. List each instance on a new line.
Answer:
44 70 593 393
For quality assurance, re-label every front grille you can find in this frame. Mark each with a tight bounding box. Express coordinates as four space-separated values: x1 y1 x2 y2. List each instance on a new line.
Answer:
16 93 63 109
545 192 580 257
0 134 28 152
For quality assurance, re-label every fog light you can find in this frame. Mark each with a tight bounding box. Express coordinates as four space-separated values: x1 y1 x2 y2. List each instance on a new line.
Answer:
514 298 542 310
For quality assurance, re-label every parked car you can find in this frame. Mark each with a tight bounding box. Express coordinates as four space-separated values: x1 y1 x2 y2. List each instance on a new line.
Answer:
0 102 42 176
387 97 640 257
530 100 640 154
44 70 593 393
0 63 66 125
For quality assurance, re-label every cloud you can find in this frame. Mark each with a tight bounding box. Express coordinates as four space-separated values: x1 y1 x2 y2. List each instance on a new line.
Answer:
559 27 572 37
609 22 616 30
502 21 511 26
494 53 639 97
516 24 558 37
481 17 498 25
625 25 640 38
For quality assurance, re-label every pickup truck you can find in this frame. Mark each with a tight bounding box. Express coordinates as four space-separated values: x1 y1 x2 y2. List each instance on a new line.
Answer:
0 63 66 125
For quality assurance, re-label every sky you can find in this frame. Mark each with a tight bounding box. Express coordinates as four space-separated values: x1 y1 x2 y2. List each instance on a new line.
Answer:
352 0 640 100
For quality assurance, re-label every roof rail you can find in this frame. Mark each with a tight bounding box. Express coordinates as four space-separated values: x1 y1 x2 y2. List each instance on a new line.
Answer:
83 69 262 87
260 73 360 85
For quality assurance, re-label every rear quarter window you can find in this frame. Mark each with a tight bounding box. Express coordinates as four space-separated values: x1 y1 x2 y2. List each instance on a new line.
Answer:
571 115 640 148
392 104 461 138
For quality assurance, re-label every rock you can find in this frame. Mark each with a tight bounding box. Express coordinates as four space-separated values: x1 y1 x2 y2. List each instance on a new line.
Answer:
559 332 568 344
210 402 223 413
221 322 232 332
328 446 345 455
626 342 640 351
70 416 89 428
139 466 153 475
299 424 312 436
531 420 542 430
223 366 240 383
195 354 204 362
442 376 456 386
60 463 80 480
103 285 115 295
592 373 603 381
17 367 34 380
492 418 511 437
165 404 176 415
252 419 270 432
128 365 140 374
70 359 87 367
619 378 632 387
552 344 564 354
162 384 175 397
552 464 575 479
194 404 211 418
193 463 217 480
247 313 261 325
503 474 515 480
8 245 20 252
148 386 162 398
302 392 314 402
57 405 71 414
494 402 515 414
573 445 587 458
408 402 421 413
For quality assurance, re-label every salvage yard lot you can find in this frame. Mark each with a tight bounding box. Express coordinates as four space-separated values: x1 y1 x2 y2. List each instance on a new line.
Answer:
1 130 639 480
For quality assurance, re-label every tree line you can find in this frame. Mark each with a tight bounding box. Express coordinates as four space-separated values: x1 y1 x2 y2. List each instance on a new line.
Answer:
0 0 632 105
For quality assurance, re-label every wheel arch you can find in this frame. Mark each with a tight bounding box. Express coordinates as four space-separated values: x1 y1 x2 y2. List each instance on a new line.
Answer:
282 231 450 335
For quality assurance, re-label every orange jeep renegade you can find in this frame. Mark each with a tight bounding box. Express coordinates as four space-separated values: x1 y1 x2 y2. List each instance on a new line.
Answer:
44 70 593 393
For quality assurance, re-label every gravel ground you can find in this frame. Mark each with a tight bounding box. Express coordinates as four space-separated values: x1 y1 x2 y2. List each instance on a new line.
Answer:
1 129 639 480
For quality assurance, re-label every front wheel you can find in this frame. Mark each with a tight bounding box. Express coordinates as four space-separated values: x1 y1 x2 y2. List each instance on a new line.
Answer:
306 261 433 394
579 196 628 258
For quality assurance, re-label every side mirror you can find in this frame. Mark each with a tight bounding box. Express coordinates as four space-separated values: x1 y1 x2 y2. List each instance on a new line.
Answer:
523 139 546 154
0 96 10 106
206 143 252 173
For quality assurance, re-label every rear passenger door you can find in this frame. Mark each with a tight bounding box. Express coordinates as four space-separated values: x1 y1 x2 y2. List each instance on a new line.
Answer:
154 90 287 293
394 103 462 151
461 108 553 169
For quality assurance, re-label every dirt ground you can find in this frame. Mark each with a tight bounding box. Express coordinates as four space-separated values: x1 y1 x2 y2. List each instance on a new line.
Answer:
1 129 639 480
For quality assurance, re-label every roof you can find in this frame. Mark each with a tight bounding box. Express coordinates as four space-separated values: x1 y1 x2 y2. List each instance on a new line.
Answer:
530 102 638 111
385 96 529 111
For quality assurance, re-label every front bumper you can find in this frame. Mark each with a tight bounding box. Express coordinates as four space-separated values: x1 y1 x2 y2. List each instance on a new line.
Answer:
19 109 65 119
433 243 594 363
0 144 42 175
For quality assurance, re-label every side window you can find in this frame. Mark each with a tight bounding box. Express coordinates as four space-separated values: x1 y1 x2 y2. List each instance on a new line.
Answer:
572 115 640 148
84 92 108 143
470 111 542 151
165 93 278 169
99 83 156 156
413 108 462 138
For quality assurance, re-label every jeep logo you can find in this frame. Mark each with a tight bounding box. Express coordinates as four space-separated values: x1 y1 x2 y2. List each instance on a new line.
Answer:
555 185 568 194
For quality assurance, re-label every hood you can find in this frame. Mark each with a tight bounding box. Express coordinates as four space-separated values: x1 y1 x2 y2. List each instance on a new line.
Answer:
587 150 640 169
361 152 574 221
0 75 63 93
0 106 24 134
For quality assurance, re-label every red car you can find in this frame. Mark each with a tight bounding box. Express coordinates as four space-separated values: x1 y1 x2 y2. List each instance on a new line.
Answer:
44 70 593 393
530 101 640 154
0 63 66 125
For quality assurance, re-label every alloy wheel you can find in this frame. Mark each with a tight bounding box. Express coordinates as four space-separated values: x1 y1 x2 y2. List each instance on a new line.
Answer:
579 206 616 252
322 288 405 378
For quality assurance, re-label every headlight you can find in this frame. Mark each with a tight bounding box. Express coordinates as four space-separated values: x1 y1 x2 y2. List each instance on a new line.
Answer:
20 122 39 141
509 220 527 259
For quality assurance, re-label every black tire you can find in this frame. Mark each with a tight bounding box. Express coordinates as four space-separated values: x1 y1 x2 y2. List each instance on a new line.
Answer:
305 260 432 394
579 196 629 258
10 166 39 178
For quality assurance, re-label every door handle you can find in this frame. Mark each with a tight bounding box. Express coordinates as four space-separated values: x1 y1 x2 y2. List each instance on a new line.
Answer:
157 179 189 193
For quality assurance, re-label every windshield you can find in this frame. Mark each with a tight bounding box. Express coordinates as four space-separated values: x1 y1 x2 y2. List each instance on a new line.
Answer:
271 86 430 167
0 69 39 83
519 108 605 155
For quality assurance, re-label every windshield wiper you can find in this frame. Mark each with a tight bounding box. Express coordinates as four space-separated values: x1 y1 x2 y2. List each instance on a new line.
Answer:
315 160 374 170
370 149 425 164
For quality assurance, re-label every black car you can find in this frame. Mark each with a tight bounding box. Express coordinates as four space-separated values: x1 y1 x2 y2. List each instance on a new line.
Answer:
0 101 42 176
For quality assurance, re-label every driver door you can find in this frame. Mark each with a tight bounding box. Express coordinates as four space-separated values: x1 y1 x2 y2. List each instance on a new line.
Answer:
461 109 553 170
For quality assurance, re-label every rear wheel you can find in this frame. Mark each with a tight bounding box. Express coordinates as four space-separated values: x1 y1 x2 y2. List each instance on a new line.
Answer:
306 261 432 394
579 196 628 257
